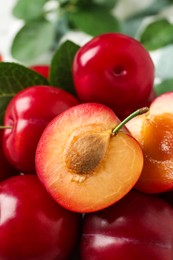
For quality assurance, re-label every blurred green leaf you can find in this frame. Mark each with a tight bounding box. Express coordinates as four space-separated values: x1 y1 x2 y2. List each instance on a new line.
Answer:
94 0 117 9
123 0 172 37
58 0 94 7
68 5 120 36
76 0 94 7
140 19 173 51
50 40 80 95
13 0 47 21
155 79 173 95
57 0 69 4
0 62 48 124
11 19 55 63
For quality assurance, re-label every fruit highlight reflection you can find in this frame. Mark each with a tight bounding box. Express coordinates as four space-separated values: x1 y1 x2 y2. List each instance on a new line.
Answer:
1 30 173 259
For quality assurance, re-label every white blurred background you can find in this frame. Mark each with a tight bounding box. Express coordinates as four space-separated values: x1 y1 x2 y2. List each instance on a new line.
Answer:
0 0 155 62
0 0 23 61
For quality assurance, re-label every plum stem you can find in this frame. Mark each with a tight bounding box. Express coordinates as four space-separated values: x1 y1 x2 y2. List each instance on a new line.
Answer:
0 126 13 129
112 107 149 135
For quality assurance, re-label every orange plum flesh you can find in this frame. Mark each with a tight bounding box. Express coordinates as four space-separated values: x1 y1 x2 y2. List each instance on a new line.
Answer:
36 103 144 213
126 92 173 193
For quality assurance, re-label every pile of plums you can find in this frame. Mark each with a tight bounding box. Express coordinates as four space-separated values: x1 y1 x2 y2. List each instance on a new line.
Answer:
0 33 173 260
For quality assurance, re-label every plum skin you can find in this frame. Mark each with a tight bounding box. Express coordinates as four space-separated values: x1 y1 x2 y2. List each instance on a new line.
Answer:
73 33 154 119
0 174 81 259
81 190 173 260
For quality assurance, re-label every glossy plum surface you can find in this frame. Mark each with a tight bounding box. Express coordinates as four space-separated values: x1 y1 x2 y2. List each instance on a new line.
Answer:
0 174 81 260
73 33 154 119
3 85 79 173
81 190 173 260
0 131 18 182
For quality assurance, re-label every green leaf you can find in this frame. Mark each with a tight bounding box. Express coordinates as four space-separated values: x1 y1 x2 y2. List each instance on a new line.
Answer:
0 62 48 124
11 19 55 64
57 0 70 6
58 0 94 7
75 0 94 7
94 0 117 9
13 0 47 21
140 19 173 51
155 79 173 96
123 0 172 37
68 5 120 36
49 40 80 95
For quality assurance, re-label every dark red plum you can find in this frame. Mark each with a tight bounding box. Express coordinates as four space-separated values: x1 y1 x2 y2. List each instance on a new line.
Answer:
81 190 173 260
0 174 81 259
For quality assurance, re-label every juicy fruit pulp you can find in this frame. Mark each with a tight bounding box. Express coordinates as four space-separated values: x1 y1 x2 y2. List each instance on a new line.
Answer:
126 92 173 193
0 175 81 259
81 190 173 260
73 33 154 119
36 103 144 213
3 85 79 173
